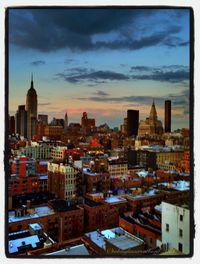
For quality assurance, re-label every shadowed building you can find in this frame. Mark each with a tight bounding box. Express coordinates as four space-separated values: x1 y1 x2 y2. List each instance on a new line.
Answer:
127 110 139 137
38 114 48 125
165 100 171 133
9 115 15 135
64 112 68 132
15 105 27 138
26 74 38 139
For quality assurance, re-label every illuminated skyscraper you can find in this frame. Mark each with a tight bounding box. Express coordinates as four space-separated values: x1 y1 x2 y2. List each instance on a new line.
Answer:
138 101 163 136
26 74 38 139
165 100 171 133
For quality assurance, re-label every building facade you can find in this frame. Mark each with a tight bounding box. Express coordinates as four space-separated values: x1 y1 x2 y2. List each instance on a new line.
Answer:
127 110 139 137
161 201 190 254
48 162 80 200
15 105 27 138
165 100 171 133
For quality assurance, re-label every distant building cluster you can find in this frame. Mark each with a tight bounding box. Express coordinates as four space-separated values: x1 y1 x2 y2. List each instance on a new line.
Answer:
7 76 191 257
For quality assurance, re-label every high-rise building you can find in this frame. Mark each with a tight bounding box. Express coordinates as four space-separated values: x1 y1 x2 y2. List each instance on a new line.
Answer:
64 112 68 131
26 74 38 140
81 112 96 135
38 114 48 125
9 115 15 135
165 100 171 133
138 101 163 136
127 110 139 137
15 105 27 137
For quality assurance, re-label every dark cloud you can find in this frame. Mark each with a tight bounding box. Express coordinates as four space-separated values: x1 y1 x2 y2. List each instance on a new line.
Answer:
131 65 188 72
76 89 189 117
77 95 162 104
9 9 189 52
94 31 169 50
55 70 129 84
131 68 189 83
55 64 189 85
31 60 45 66
94 90 109 96
130 65 189 83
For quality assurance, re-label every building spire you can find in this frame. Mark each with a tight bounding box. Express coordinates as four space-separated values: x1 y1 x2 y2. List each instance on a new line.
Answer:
149 99 157 122
31 73 34 89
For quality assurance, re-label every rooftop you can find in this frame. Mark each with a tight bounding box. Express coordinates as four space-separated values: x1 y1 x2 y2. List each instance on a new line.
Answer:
126 189 160 200
9 206 54 223
83 168 101 176
85 227 144 251
45 244 90 256
162 201 190 210
9 235 40 254
29 223 42 231
84 198 103 207
157 181 190 191
38 174 48 180
48 199 80 212
104 195 127 204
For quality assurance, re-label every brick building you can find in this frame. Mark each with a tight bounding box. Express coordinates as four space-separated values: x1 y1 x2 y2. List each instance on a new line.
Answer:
8 199 84 243
83 168 110 194
44 125 63 140
48 162 81 200
108 158 128 178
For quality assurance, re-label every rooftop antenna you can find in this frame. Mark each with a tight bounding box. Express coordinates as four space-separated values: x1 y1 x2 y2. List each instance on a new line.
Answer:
31 73 34 88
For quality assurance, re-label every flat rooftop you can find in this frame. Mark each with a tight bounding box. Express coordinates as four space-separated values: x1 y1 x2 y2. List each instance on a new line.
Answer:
9 206 54 223
162 201 190 210
85 227 143 251
83 168 101 176
39 174 48 180
9 235 40 254
126 189 160 200
48 199 80 212
104 196 127 204
157 181 190 191
45 244 90 256
84 198 103 207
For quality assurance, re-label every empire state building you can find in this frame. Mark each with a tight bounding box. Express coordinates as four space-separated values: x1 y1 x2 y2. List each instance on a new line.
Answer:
26 74 38 139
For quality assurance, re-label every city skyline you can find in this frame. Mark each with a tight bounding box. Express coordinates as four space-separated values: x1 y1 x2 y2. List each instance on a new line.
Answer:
8 8 190 129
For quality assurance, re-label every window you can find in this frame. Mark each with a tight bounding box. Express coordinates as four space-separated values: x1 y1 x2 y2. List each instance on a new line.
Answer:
178 242 183 252
180 214 183 221
166 224 169 232
179 229 183 237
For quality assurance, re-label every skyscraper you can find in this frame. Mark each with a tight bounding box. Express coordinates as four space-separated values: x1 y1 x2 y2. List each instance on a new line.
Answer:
127 110 139 137
26 74 38 139
15 105 27 137
9 115 15 135
38 114 48 125
138 101 163 136
165 100 171 133
64 112 68 132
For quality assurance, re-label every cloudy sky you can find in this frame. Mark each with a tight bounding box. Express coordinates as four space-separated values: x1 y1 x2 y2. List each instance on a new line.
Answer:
8 8 190 130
